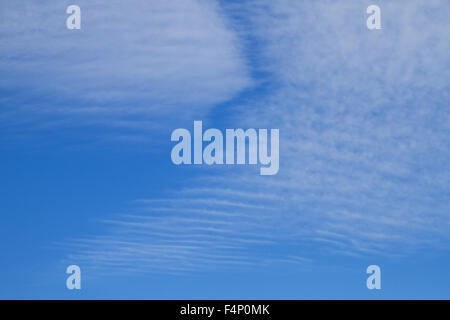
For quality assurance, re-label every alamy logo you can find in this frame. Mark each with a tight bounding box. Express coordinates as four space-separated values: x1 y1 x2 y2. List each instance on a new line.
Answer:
66 5 81 30
366 265 381 290
366 5 381 30
66 265 81 290
171 121 279 175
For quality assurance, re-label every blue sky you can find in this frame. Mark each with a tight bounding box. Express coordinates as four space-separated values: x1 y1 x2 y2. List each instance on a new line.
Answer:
1 0 449 299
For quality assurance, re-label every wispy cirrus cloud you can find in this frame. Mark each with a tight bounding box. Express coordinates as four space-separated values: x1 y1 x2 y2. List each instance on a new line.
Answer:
0 0 251 130
235 0 450 252
64 0 450 274
62 187 297 274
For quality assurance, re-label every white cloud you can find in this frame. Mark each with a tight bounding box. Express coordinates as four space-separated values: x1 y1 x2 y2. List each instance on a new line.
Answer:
63 0 450 273
0 0 251 123
234 0 450 253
